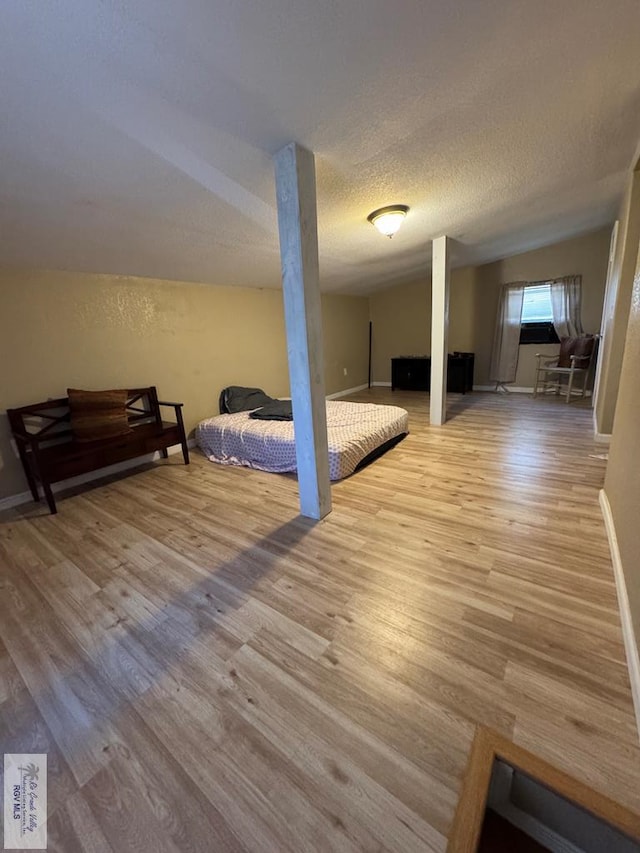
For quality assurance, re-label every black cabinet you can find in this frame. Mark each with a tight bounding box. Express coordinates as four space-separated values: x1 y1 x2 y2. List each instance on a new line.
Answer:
391 353 474 393
390 356 431 391
447 352 475 393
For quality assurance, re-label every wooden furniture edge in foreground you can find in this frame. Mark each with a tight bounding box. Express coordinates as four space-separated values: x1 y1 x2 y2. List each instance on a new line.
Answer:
446 726 640 852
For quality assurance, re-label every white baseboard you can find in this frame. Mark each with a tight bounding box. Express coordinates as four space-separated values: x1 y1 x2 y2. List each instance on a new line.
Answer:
473 385 534 393
326 383 369 399
599 489 640 742
593 432 611 445
0 440 196 512
592 410 612 444
474 384 594 397
376 382 533 394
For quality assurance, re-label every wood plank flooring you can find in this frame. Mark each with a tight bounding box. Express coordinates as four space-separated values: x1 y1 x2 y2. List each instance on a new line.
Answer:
1 389 638 852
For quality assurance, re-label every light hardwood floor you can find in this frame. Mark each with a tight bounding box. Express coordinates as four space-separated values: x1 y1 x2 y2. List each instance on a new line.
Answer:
1 389 638 852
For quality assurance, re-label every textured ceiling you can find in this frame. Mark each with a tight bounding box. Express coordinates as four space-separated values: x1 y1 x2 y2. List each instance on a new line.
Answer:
1 1 640 294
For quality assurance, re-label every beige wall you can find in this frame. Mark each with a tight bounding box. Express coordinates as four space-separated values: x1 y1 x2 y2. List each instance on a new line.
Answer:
370 229 610 388
604 237 640 654
369 278 430 384
595 168 640 435
448 266 478 354
321 293 370 393
473 228 611 387
369 267 478 384
0 269 369 500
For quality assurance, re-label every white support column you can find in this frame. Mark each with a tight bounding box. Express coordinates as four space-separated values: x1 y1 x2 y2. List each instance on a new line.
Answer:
274 142 331 520
430 235 451 426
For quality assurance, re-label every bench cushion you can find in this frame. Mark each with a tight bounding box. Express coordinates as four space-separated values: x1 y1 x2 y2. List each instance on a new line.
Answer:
68 388 133 442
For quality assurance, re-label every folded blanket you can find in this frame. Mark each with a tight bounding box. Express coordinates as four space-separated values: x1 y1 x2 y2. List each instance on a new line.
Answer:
249 400 293 421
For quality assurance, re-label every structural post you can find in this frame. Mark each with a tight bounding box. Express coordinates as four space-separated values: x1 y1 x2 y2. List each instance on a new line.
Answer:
274 142 331 519
430 235 451 425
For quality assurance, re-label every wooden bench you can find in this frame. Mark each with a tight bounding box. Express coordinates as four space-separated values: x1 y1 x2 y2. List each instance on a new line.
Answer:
7 387 189 514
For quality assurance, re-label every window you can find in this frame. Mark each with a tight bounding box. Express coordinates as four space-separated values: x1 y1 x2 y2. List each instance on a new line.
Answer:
519 283 559 344
521 284 552 322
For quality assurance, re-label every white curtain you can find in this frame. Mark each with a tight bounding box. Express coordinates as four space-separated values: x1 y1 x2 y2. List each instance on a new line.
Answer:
489 283 525 385
550 275 583 338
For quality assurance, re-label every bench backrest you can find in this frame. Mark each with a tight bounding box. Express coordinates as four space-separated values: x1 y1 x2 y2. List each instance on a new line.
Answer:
7 387 161 442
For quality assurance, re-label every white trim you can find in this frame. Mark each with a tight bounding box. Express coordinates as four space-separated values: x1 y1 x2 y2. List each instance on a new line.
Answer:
473 385 534 393
473 384 594 397
351 382 594 399
593 409 612 444
593 220 619 413
599 489 640 742
326 383 369 399
376 383 542 394
0 440 195 512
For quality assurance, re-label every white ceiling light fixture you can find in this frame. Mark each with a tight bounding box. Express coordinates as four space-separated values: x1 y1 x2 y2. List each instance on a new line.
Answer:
367 204 409 238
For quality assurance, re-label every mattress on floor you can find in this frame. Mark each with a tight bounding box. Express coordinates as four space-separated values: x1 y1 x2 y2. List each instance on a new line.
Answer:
195 400 409 480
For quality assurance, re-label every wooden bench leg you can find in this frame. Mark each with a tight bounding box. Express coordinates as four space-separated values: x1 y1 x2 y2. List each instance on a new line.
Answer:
42 482 57 514
160 448 169 459
17 445 40 502
174 406 190 465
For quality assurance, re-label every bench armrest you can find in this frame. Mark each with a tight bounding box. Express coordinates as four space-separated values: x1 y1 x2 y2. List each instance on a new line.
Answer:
157 401 186 441
11 430 51 447
9 425 31 441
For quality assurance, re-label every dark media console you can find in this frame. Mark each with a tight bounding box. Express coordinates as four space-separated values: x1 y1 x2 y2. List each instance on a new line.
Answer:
391 353 474 393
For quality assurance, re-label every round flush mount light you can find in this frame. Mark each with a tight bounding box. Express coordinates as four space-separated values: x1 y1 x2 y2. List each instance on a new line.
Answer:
367 204 409 238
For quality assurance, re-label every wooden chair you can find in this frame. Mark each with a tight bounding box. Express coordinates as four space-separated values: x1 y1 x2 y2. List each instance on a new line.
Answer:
533 335 597 403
